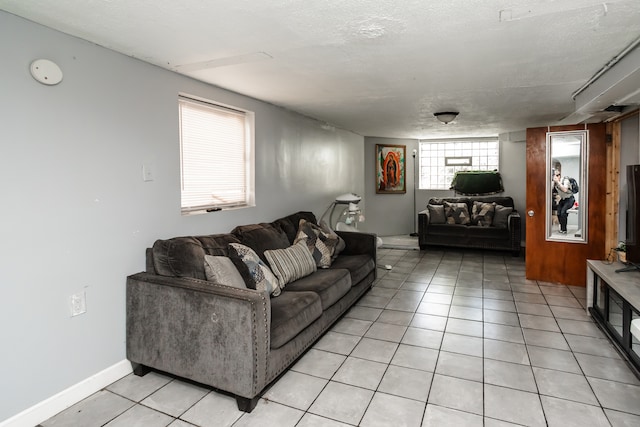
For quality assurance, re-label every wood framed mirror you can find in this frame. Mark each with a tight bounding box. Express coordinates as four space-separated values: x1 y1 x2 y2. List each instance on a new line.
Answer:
546 130 588 243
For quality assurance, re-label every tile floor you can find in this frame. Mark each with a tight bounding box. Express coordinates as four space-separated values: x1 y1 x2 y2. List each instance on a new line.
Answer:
39 248 640 427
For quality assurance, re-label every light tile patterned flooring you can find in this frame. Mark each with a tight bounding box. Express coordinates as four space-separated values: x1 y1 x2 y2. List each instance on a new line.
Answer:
40 248 640 427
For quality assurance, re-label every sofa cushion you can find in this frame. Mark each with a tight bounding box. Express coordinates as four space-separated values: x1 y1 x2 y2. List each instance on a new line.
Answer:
203 255 247 288
471 201 496 227
478 196 514 208
493 204 513 228
228 243 281 296
329 254 375 285
427 204 446 224
428 224 469 237
198 234 243 257
294 219 339 268
151 233 241 280
444 201 471 225
286 268 351 310
428 196 514 209
264 242 317 288
152 237 207 279
272 211 318 244
467 225 510 239
231 223 290 262
270 291 322 349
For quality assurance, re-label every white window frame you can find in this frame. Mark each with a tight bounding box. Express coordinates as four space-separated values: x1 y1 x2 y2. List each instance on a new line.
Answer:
179 94 255 214
418 138 499 190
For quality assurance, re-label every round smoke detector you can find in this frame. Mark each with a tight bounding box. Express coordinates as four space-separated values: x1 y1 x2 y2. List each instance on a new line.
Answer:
30 59 63 85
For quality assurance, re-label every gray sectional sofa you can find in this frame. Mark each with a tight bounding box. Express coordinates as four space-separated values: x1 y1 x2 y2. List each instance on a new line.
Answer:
126 211 377 412
418 196 521 256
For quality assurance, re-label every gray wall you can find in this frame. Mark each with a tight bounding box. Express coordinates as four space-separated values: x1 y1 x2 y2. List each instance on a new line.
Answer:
0 12 364 421
362 136 527 243
619 114 640 241
362 137 418 236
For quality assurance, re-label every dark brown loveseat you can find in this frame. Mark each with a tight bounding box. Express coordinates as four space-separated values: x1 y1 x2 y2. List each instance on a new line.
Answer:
418 196 521 256
126 211 376 412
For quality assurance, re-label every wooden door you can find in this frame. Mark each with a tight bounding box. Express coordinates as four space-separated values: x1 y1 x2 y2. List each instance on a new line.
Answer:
525 123 607 286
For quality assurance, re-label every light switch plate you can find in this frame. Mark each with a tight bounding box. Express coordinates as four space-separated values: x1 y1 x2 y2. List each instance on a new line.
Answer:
142 164 154 182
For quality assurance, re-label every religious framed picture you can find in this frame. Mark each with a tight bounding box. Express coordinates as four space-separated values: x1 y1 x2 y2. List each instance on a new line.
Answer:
376 144 406 194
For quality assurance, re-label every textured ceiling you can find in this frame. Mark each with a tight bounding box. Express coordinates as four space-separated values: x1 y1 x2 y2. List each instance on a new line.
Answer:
2 0 640 138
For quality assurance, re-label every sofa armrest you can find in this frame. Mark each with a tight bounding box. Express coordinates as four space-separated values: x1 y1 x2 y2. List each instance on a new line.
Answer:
418 209 430 247
126 272 270 399
508 211 521 233
335 230 377 259
508 211 522 255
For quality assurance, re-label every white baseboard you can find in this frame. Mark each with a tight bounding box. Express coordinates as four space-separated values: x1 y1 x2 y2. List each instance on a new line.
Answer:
0 360 132 427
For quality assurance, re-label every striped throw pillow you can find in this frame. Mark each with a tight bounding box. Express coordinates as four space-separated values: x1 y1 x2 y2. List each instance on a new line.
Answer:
264 241 317 289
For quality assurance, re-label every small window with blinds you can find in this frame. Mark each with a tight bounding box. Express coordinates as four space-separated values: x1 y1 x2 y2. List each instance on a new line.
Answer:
179 95 255 214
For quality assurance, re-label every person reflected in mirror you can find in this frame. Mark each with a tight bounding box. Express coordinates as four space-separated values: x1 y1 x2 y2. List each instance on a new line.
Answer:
551 163 560 227
553 170 575 234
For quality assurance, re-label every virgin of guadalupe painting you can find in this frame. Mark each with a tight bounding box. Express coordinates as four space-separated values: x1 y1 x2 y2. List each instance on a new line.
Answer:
376 144 406 194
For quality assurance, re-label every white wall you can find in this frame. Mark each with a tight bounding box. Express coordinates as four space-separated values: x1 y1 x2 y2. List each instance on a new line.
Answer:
0 12 364 422
362 136 527 242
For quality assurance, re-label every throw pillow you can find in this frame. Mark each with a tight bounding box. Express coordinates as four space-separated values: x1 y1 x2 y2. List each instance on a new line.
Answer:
228 243 280 296
294 219 339 268
444 201 471 225
492 204 513 228
471 201 496 227
264 241 317 288
427 204 446 224
319 219 346 259
203 255 247 288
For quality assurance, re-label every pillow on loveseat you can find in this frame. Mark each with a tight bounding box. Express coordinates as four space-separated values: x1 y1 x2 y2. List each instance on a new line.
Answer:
444 201 471 225
471 201 495 227
265 241 317 288
427 204 446 224
294 219 339 268
228 243 281 296
492 204 513 228
319 220 346 259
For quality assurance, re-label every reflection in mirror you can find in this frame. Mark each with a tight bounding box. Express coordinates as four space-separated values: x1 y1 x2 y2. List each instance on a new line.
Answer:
546 130 588 243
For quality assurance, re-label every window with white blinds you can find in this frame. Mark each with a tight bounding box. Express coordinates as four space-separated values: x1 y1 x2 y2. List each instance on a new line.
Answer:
179 95 255 214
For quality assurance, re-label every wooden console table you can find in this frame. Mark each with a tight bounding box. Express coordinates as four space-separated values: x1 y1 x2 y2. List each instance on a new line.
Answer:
587 259 640 374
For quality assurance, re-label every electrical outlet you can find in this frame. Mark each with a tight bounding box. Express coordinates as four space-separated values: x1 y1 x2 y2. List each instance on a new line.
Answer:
70 292 86 316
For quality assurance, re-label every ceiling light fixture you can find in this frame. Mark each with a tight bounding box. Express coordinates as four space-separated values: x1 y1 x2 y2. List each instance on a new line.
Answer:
434 111 459 124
